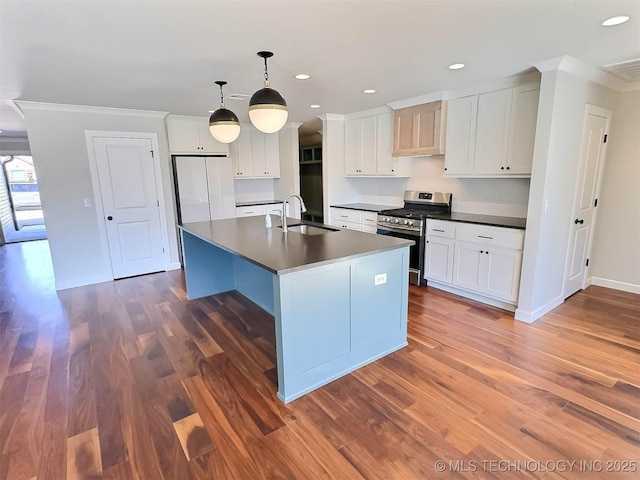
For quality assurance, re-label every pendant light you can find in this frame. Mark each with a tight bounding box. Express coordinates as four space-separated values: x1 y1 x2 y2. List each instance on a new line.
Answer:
249 51 288 133
209 81 241 143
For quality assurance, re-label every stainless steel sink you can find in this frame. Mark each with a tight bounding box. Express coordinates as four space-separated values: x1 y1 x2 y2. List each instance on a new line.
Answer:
279 224 339 235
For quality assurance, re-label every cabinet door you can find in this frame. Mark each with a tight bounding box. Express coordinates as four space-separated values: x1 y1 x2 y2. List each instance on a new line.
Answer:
452 240 483 291
263 133 280 177
506 84 539 175
344 117 377 175
230 130 253 178
473 89 512 175
484 247 522 302
393 107 417 156
197 122 229 155
167 120 201 153
416 103 443 154
235 206 262 217
444 96 477 175
393 101 443 156
425 236 454 284
376 113 397 175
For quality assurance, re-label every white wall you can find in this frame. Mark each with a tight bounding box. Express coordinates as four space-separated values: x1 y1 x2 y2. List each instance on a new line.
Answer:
19 103 179 289
516 70 619 322
590 89 640 293
233 179 276 203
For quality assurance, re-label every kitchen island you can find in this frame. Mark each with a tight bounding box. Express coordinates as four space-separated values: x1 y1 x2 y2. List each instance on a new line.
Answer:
179 216 413 403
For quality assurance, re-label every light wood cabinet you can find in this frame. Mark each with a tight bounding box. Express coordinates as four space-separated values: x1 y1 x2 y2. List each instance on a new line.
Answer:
166 115 229 155
392 101 446 157
444 83 539 178
229 124 280 179
344 113 410 177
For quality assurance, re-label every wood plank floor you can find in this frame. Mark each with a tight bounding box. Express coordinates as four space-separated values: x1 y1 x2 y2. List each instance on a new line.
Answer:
1 240 639 479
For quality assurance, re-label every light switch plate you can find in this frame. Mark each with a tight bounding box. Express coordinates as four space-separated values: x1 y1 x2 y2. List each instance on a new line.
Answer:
374 273 387 286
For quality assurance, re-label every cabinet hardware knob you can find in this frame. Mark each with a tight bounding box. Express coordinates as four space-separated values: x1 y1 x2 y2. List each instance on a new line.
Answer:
486 251 489 254
107 216 113 221
506 166 510 170
501 166 505 170
574 218 584 225
480 250 484 253
444 167 448 171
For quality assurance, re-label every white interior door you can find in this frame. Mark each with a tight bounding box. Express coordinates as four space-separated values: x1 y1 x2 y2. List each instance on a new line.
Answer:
564 105 610 298
94 137 165 279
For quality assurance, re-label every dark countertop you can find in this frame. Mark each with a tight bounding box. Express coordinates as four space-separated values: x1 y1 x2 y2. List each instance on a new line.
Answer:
180 216 414 275
236 200 284 207
331 203 401 213
428 212 527 230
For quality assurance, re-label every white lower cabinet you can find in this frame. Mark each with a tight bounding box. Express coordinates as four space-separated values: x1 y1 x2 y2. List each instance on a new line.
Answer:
425 219 524 307
330 208 378 233
236 203 287 218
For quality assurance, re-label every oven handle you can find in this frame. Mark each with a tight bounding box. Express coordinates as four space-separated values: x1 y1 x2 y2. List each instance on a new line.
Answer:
376 225 421 237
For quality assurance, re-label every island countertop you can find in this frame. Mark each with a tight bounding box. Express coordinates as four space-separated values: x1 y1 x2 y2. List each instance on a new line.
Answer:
180 216 414 275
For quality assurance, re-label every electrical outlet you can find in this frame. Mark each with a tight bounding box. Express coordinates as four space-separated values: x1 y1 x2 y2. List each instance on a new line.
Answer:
374 273 387 286
83 198 92 208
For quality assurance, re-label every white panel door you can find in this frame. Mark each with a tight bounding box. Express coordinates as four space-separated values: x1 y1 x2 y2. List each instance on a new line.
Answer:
94 137 165 279
175 157 210 223
564 106 610 298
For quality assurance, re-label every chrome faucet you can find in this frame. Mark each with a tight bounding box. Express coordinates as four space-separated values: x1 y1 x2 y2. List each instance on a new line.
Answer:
281 194 307 233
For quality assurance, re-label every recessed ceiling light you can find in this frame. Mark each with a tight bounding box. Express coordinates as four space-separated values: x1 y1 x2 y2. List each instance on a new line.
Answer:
309 104 321 109
295 74 311 80
448 63 466 70
602 15 630 26
362 89 376 94
228 93 251 101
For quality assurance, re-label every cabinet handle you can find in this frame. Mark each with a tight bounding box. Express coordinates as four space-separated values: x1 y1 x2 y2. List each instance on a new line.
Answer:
477 235 493 239
340 215 348 218
432 229 445 232
574 218 584 225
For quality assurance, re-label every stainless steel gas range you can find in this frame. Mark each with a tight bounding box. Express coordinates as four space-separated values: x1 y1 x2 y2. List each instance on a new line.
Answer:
377 191 452 286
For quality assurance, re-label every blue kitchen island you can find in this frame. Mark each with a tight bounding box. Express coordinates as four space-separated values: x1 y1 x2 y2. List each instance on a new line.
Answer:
179 216 413 403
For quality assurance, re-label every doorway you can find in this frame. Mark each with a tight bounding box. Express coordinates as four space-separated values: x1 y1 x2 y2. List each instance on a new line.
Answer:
299 144 324 223
0 155 47 243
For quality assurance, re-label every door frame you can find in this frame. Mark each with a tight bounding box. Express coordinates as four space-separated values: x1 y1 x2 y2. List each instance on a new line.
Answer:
85 130 172 279
563 104 611 296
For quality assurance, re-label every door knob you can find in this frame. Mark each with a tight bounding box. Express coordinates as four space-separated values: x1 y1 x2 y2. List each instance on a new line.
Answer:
574 218 584 224
107 216 113 221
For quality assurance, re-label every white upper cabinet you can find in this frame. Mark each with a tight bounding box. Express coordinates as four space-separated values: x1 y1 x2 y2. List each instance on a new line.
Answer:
443 96 477 176
229 124 280 179
344 112 410 177
345 115 377 175
444 82 540 178
166 115 229 155
473 88 513 175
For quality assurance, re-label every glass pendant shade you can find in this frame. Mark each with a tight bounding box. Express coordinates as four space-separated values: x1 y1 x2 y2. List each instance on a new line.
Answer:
209 80 240 143
249 51 288 134
209 108 240 143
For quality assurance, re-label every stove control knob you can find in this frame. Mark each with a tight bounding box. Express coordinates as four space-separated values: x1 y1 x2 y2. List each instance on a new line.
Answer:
394 219 400 224
408 220 414 226
403 220 409 225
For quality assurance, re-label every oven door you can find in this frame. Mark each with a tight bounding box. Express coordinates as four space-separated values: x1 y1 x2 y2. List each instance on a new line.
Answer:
376 225 424 286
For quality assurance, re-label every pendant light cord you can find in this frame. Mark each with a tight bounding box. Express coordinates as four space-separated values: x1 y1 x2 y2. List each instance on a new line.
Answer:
263 57 270 87
219 83 225 108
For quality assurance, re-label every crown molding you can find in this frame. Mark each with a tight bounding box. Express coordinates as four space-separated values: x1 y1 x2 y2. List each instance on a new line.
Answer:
344 105 391 120
16 101 169 118
532 55 630 92
387 91 444 110
317 114 345 122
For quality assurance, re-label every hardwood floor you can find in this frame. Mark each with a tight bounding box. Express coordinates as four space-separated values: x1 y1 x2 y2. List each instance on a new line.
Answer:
1 240 639 479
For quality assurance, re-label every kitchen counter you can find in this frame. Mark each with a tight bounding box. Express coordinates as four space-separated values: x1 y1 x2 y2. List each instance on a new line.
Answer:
179 216 412 403
429 212 527 230
236 199 284 207
180 216 412 274
331 202 401 213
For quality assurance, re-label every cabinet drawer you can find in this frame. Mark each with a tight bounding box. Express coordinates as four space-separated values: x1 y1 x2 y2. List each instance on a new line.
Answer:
361 211 378 226
425 219 455 238
331 220 361 231
235 206 262 217
330 208 361 224
455 223 524 250
361 224 378 234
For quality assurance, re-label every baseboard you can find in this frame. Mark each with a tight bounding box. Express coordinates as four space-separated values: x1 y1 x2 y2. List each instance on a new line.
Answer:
426 281 517 312
514 294 564 324
590 277 640 295
55 274 113 291
167 261 183 271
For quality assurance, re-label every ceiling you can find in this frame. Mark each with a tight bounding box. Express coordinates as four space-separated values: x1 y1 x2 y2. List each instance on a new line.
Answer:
1 0 639 138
